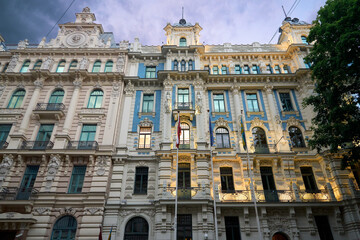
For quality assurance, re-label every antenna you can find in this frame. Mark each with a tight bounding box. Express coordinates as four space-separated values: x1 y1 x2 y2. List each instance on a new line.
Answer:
281 5 287 18
182 7 184 19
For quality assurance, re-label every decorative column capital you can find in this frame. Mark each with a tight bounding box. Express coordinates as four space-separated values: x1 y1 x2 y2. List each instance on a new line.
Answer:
231 85 240 94
124 80 135 96
263 83 273 94
34 78 44 89
73 79 82 89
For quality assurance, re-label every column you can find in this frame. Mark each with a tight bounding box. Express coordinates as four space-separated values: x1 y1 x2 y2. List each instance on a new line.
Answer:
162 76 173 150
231 86 244 152
194 76 206 150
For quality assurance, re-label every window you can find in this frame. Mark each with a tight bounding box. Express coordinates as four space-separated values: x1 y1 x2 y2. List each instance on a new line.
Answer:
0 124 11 148
246 93 259 112
300 167 318 192
79 124 96 149
177 214 192 240
301 36 308 45
49 89 64 105
220 167 235 193
216 127 230 148
124 217 149 240
179 37 187 46
33 60 42 70
266 64 273 74
204 65 210 73
34 124 54 149
68 60 77 71
56 60 66 73
145 66 156 78
2 62 9 73
178 163 191 199
213 93 226 112
177 88 189 109
20 60 30 73
221 65 228 74
304 59 311 68
188 60 193 70
142 94 154 112
92 60 101 72
87 90 103 108
279 92 294 111
7 89 25 108
314 216 334 240
173 60 178 71
283 65 290 73
17 165 39 200
234 65 241 74
252 65 259 74
134 167 148 194
68 166 86 193
181 60 186 71
104 60 113 72
274 65 281 74
260 166 278 202
212 65 219 75
180 123 190 149
252 127 268 153
289 126 306 148
243 65 250 74
51 216 77 240
225 216 241 240
139 127 151 149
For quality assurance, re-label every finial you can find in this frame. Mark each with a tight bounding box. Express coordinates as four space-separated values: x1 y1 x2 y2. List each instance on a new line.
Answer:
179 7 186 25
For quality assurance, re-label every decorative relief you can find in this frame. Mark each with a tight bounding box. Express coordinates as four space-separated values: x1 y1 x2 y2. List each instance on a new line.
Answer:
33 207 51 215
164 92 171 113
0 154 14 187
96 156 107 176
139 118 153 127
41 56 54 70
124 81 135 96
53 207 82 216
85 207 102 215
79 57 89 70
66 32 87 47
116 54 125 73
45 155 61 190
214 117 229 129
195 92 202 113
6 54 19 72
34 78 44 89
287 116 300 127
112 81 120 97
17 39 29 49
250 117 265 128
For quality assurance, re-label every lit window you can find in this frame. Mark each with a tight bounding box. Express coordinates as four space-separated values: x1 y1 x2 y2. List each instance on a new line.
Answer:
213 93 225 112
243 65 250 74
283 65 290 73
234 65 241 74
221 65 228 74
68 166 86 193
266 64 273 74
180 123 190 149
104 60 113 72
139 127 151 149
134 167 148 194
51 216 77 240
188 60 193 71
213 66 219 75
20 60 30 73
7 89 25 108
33 60 42 70
145 66 156 78
274 65 281 74
181 60 186 71
173 60 178 71
68 60 77 71
289 126 306 148
56 60 66 73
87 90 103 108
92 60 101 72
220 167 235 192
179 37 187 46
252 65 259 74
252 127 268 153
279 92 294 111
300 167 318 192
216 127 230 148
142 94 154 113
301 36 308 45
246 93 259 112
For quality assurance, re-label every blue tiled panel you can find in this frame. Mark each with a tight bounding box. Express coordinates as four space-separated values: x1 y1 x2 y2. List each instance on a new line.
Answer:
208 90 233 131
241 90 269 131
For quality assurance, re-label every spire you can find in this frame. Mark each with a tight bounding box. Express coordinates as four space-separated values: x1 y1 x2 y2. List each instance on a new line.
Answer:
179 6 186 25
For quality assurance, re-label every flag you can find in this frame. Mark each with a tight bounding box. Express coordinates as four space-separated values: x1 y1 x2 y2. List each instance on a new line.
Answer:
209 115 214 146
98 226 103 240
108 226 113 240
176 113 181 148
240 117 247 150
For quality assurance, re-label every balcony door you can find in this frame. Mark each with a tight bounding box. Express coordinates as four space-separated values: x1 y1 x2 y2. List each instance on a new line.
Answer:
178 163 191 200
260 167 278 202
178 89 189 109
17 165 39 200
34 124 54 149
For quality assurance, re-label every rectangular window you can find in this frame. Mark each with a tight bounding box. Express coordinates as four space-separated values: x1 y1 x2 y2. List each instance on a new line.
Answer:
252 65 259 74
221 65 228 74
204 65 210 73
145 66 156 78
177 214 192 240
243 65 250 74
314 216 334 240
266 64 273 74
274 65 281 74
212 65 219 75
139 127 151 149
79 124 96 149
225 216 241 240
134 167 148 194
177 88 190 109
279 92 294 111
246 93 260 112
142 94 154 112
178 163 191 200
304 60 311 68
260 167 278 202
0 124 11 148
68 166 86 194
300 167 318 192
17 165 39 200
283 65 290 73
213 93 225 112
220 167 235 193
34 124 54 149
234 65 241 74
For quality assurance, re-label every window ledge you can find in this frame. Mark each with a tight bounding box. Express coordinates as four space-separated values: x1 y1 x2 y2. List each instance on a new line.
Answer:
137 148 152 151
138 112 156 118
246 111 264 118
212 111 229 118
291 147 309 152
281 110 299 117
133 193 148 195
215 147 233 151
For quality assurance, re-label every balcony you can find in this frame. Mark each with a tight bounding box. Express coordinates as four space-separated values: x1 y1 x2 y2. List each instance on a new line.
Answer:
0 187 38 201
172 102 195 121
253 144 276 154
32 103 65 120
66 141 98 150
299 189 330 202
161 186 204 200
174 102 193 110
20 141 54 150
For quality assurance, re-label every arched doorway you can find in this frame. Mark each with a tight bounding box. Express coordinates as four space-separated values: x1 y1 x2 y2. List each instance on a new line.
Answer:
272 232 289 240
124 217 149 240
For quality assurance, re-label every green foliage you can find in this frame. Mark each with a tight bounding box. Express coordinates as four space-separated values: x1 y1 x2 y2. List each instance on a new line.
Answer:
304 0 360 167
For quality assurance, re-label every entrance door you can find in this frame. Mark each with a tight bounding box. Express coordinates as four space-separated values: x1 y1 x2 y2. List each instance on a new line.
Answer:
17 165 39 200
260 167 278 202
177 214 192 240
0 231 17 240
178 163 191 200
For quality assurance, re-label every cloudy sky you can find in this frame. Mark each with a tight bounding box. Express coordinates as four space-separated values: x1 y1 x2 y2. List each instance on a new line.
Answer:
0 0 327 46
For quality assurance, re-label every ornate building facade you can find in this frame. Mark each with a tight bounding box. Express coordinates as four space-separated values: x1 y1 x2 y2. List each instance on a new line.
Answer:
0 7 359 240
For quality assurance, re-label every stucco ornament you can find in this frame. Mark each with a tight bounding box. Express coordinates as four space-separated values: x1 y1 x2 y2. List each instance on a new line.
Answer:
139 118 153 127
0 155 13 175
6 54 19 72
17 39 29 49
38 37 46 48
82 7 90 13
195 92 202 113
48 155 61 175
124 81 135 95
215 117 229 129
116 54 125 73
96 156 107 176
0 43 5 51
41 56 54 70
66 32 87 47
79 57 89 70
164 92 171 113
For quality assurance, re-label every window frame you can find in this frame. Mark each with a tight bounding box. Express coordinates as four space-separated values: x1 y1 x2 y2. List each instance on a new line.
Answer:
173 60 178 71
188 59 193 71
221 65 228 74
212 65 219 75
300 167 319 193
246 92 260 112
51 215 77 240
56 60 66 73
134 167 149 194
7 89 26 109
181 60 186 71
301 36 308 45
179 37 187 47
145 66 156 78
216 127 231 149
141 93 154 113
33 60 42 70
213 93 226 112
79 124 97 143
243 65 250 74
138 127 152 149
279 92 294 111
87 89 104 108
220 167 235 193
68 165 86 194
266 64 273 74
274 65 281 74
0 124 12 147
68 60 78 71
92 60 101 73
252 64 259 74
288 126 306 148
234 65 241 74
20 60 30 73
49 89 65 104
180 122 190 149
104 60 113 72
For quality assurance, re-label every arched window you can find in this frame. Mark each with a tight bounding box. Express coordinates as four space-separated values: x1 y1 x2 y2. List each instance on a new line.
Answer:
87 89 103 108
124 217 149 240
188 60 193 71
104 60 113 72
216 127 230 148
68 60 77 71
181 60 186 71
20 60 30 73
173 60 178 71
272 232 289 240
7 89 25 108
92 60 101 72
301 36 308 45
288 126 305 148
48 89 65 110
252 127 268 153
179 37 187 47
2 62 9 73
51 215 77 240
33 60 42 70
56 60 66 73
180 123 190 149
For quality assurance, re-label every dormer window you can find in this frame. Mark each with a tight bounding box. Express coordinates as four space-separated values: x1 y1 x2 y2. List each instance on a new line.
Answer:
179 38 187 47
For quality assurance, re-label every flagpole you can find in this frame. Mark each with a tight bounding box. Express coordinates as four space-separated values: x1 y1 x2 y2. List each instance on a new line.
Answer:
208 110 219 240
173 111 180 240
241 113 262 240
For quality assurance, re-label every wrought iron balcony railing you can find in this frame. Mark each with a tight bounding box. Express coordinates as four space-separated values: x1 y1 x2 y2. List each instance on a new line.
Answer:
162 186 203 200
35 103 65 111
67 141 98 150
0 187 39 201
174 102 193 110
21 141 54 150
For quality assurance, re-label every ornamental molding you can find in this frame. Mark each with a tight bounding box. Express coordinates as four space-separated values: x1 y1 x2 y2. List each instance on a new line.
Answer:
214 117 229 129
84 207 103 215
139 118 153 127
116 54 126 73
41 56 54 70
33 207 51 215
65 32 88 47
124 81 135 96
286 116 300 127
96 156 108 176
112 81 121 97
6 54 19 72
250 117 265 129
0 154 14 186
